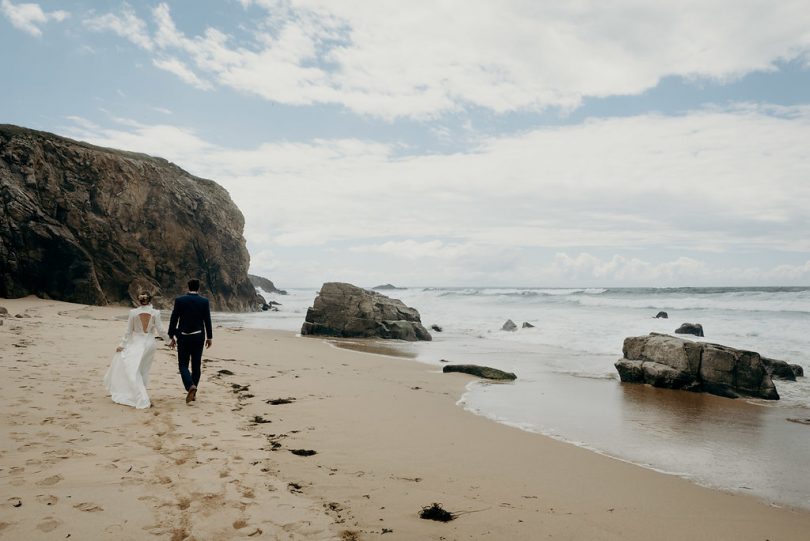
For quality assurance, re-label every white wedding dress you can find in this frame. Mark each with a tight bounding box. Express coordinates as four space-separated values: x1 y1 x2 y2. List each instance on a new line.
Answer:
104 305 168 409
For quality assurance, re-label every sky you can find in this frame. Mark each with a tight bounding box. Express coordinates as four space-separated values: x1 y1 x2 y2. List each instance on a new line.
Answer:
2 0 810 288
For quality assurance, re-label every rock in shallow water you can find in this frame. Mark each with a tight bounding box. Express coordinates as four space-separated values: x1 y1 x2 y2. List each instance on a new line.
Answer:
442 364 517 380
301 282 432 341
501 319 517 332
615 333 779 400
762 357 804 380
675 322 704 337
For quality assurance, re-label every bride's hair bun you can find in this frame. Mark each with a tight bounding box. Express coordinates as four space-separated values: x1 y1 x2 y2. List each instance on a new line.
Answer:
137 292 152 304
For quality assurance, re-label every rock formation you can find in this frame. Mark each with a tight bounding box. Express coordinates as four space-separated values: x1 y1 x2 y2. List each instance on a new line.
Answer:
301 282 432 341
248 274 287 295
615 333 779 400
0 125 262 311
654 311 668 319
675 322 704 337
501 319 518 332
522 321 535 328
442 364 517 381
762 357 804 381
372 283 404 290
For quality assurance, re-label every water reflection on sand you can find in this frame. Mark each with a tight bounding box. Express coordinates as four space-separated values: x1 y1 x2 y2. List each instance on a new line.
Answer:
463 368 810 510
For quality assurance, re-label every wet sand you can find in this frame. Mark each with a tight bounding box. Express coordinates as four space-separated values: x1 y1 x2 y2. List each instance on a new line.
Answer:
2 296 810 540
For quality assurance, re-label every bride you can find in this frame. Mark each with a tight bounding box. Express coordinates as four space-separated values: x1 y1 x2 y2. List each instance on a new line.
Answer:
104 292 169 409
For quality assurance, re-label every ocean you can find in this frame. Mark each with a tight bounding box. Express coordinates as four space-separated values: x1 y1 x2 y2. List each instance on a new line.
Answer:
217 286 810 510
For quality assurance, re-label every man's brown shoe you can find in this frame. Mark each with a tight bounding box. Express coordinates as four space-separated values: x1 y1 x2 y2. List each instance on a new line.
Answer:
186 386 197 404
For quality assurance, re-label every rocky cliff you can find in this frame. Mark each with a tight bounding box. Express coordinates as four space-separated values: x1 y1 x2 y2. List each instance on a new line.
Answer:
248 274 287 295
0 124 262 311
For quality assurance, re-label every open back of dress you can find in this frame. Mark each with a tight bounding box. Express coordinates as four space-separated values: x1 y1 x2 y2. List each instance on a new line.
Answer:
137 313 152 334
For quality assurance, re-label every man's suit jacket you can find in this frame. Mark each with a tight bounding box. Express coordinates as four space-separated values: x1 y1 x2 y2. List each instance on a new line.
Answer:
169 293 213 340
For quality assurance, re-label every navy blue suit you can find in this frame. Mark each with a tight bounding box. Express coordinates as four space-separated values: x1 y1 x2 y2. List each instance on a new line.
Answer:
169 293 212 391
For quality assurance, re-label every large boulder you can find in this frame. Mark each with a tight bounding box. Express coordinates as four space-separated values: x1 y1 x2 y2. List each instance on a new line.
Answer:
0 125 262 311
615 333 779 400
442 364 517 381
301 282 432 341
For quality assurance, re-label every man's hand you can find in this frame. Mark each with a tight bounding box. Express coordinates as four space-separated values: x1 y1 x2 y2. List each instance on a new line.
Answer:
169 338 176 350
205 339 212 349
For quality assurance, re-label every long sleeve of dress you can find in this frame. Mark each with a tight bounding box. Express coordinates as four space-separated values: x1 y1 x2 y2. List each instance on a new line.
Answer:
118 312 134 349
153 309 169 342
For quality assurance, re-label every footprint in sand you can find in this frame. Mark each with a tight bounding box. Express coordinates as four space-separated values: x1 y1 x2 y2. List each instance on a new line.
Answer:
36 474 63 486
36 495 58 506
74 502 104 512
36 517 61 532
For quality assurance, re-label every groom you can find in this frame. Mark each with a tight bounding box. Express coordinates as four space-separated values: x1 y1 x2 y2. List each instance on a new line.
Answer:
168 278 213 404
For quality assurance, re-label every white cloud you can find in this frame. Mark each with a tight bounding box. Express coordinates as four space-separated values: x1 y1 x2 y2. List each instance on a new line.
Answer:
83 4 153 50
350 240 481 260
83 1 810 118
60 103 810 285
549 253 710 283
152 57 212 90
1 0 68 37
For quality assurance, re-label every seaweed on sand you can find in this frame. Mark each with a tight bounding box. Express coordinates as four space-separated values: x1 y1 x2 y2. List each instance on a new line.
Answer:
419 503 455 522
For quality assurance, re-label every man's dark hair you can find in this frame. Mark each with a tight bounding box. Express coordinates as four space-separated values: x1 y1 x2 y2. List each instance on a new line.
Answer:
188 278 201 292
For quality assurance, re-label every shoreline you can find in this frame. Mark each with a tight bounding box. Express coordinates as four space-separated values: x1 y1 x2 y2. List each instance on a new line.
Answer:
2 297 810 540
332 334 810 512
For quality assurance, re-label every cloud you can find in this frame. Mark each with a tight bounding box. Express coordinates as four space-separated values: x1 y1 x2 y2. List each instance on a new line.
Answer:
350 240 481 260
60 103 810 285
543 253 810 286
152 57 212 90
1 0 68 37
83 4 153 50
82 1 810 118
549 253 709 283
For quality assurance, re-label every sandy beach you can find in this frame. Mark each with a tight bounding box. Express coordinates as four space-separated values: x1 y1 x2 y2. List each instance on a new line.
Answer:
2 296 810 540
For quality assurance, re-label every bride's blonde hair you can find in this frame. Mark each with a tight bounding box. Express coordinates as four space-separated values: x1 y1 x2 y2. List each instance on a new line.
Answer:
137 292 152 305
